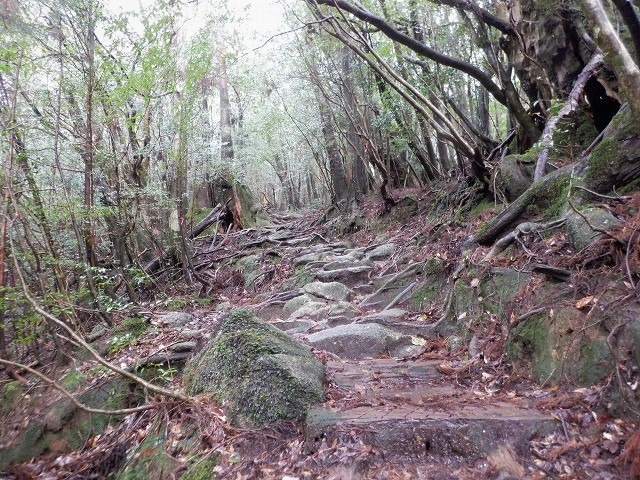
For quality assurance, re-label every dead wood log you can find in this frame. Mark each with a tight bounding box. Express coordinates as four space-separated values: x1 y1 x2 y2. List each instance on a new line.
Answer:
126 351 194 373
144 204 227 274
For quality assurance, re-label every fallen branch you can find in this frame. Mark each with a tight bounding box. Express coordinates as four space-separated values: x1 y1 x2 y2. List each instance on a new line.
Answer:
8 232 195 405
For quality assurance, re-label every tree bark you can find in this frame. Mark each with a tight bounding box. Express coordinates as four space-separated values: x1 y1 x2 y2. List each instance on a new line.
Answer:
583 0 640 124
611 0 640 65
534 53 604 180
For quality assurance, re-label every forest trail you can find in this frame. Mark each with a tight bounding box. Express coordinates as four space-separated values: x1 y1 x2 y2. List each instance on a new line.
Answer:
239 231 556 477
2 207 634 479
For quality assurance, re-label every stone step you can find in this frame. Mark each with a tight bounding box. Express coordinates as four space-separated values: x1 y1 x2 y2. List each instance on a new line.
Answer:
328 359 440 388
306 359 557 459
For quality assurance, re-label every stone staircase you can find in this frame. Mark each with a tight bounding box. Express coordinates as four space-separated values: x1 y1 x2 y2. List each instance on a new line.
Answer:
306 359 555 459
252 238 558 470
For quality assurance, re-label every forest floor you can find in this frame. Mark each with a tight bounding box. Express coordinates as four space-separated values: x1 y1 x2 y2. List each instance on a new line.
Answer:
2 186 640 479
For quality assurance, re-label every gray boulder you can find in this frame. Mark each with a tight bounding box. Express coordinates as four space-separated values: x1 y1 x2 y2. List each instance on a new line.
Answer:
565 207 619 250
365 243 396 261
283 294 321 316
289 301 360 322
289 301 331 320
184 309 324 427
315 266 373 286
303 281 352 301
357 309 407 324
306 323 416 359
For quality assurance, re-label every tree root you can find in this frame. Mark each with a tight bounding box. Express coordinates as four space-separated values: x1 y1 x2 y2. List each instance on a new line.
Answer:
359 262 422 307
472 164 576 246
485 218 567 260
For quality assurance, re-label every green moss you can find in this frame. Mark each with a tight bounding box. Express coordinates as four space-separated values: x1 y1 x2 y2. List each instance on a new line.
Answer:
184 309 324 427
476 221 490 236
1 380 23 417
111 316 149 337
507 314 556 381
181 459 218 480
528 176 570 218
618 177 640 194
411 258 444 309
60 369 88 393
467 201 496 217
577 338 613 385
161 298 188 310
412 282 440 308
585 107 640 193
119 433 180 480
284 267 314 289
586 136 616 184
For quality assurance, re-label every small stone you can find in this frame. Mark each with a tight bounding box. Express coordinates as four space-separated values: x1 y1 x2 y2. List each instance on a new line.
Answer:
314 266 373 286
158 312 192 328
294 252 326 266
306 323 410 359
170 342 196 353
271 319 316 332
283 294 320 316
87 325 109 342
327 315 354 327
447 335 464 351
216 301 232 312
179 329 205 339
357 309 407 324
289 301 330 320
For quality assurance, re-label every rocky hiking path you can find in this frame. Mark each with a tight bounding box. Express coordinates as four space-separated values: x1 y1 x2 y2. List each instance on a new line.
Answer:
4 209 635 479
243 237 558 478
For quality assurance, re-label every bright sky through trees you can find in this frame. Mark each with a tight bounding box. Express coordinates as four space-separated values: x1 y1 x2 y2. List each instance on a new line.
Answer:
105 0 285 48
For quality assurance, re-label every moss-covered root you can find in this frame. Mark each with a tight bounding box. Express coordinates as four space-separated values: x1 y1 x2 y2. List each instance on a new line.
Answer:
473 164 573 246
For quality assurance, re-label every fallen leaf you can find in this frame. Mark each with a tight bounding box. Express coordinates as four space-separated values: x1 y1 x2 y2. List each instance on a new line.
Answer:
576 296 594 309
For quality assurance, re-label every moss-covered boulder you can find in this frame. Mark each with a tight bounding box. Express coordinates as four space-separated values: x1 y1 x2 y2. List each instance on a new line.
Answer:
507 307 613 385
453 267 532 330
118 433 181 480
565 206 619 250
234 254 262 289
500 153 535 200
410 257 446 309
183 309 324 428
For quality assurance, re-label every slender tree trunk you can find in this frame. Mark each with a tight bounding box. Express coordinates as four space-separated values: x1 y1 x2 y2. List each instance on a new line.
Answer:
219 50 234 167
342 47 368 198
84 3 96 267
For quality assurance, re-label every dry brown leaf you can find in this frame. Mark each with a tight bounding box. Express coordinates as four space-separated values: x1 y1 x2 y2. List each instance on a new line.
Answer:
575 296 594 309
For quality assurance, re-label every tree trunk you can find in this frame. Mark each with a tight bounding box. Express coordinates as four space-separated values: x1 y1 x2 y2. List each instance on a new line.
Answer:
583 0 640 124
